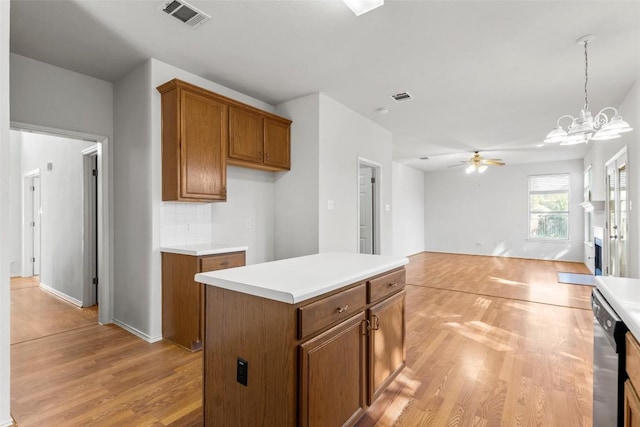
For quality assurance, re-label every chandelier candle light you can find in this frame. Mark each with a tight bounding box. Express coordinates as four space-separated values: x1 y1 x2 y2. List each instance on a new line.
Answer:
544 35 633 145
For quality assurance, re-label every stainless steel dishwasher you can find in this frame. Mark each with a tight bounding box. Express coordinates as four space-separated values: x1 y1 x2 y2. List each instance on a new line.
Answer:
592 288 627 427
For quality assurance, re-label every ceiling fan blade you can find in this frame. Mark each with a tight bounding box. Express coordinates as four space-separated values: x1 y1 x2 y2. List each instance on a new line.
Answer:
483 160 505 166
447 163 465 168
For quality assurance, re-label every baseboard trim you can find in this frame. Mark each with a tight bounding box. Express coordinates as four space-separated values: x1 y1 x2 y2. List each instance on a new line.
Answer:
113 319 163 344
39 282 83 307
420 250 585 264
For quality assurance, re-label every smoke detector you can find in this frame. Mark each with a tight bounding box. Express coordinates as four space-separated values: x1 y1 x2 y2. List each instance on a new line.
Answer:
389 92 414 103
159 0 211 28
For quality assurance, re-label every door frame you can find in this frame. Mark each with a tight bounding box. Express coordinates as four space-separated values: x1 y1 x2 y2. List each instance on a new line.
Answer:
604 146 628 277
21 169 40 277
82 145 99 307
11 121 113 324
357 157 381 255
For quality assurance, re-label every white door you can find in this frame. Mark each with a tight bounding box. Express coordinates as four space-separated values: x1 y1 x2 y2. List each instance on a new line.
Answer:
606 149 628 277
32 175 41 277
359 165 374 254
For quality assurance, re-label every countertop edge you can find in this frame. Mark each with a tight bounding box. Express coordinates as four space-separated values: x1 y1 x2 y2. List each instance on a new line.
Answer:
196 257 409 304
160 246 248 256
595 276 640 340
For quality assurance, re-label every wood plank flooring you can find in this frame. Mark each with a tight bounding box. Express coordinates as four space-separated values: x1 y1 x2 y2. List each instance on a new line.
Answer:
10 276 98 345
10 253 594 426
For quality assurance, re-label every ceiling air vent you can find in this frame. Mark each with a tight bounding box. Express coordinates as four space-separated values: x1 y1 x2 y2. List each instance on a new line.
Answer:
159 0 211 28
389 92 414 103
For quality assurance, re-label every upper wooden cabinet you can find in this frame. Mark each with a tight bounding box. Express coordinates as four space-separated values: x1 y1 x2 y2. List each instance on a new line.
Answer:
159 80 292 200
228 106 292 172
158 79 228 202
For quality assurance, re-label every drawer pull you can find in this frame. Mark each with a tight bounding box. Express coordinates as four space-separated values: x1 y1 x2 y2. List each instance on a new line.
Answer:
337 305 349 314
220 260 230 266
389 282 398 288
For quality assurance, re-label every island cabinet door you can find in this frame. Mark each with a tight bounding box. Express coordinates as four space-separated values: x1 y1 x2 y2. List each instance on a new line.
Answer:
368 291 406 404
299 312 367 427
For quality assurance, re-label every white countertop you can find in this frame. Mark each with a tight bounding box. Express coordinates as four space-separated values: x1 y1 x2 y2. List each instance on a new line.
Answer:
160 243 248 256
195 252 409 304
595 276 640 339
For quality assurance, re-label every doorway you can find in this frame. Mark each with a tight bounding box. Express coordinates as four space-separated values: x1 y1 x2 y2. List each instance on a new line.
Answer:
22 171 41 278
605 147 628 277
358 159 380 255
82 145 99 306
11 122 112 324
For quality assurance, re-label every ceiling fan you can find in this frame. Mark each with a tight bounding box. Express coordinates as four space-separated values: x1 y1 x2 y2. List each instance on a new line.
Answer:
449 151 505 174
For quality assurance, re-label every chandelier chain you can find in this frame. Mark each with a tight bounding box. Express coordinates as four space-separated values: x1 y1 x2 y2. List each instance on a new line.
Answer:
584 40 589 110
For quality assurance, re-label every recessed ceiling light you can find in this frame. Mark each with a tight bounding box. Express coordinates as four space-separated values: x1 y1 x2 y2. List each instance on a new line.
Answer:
376 107 389 114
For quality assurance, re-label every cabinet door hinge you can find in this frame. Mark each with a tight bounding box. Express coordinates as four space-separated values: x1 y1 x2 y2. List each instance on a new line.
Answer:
361 319 371 336
92 277 98 285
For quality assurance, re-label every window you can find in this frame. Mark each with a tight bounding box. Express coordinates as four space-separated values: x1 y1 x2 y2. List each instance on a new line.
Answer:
528 174 570 240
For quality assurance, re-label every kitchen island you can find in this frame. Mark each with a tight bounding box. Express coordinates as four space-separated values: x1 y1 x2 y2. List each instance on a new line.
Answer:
196 252 409 426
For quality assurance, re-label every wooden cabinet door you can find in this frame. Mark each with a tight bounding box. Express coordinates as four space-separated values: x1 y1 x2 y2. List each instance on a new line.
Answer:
626 380 640 427
229 106 264 163
368 291 406 404
180 90 227 200
299 312 367 427
264 117 290 170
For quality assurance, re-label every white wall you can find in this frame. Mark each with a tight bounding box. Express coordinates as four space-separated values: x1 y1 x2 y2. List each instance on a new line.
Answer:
583 81 639 277
16 131 94 303
392 162 425 257
424 159 585 262
9 131 22 277
0 2 11 425
274 94 320 260
318 94 393 255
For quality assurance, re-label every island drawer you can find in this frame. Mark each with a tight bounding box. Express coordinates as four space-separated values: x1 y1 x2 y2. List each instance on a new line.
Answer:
200 252 246 272
367 268 406 303
627 332 640 390
298 283 366 340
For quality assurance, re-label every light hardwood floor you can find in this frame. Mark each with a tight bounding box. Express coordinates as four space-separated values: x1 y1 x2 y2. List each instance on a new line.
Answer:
10 253 594 426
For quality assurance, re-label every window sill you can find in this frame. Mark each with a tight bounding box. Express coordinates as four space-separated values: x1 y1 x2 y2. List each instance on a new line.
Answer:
526 238 570 244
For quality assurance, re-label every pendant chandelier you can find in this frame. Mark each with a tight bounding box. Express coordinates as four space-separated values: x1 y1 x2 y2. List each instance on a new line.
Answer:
544 35 633 145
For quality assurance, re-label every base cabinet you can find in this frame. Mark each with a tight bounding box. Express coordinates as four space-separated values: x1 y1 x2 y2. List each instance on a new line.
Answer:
161 251 245 351
202 267 406 426
369 291 406 403
299 313 367 427
627 332 640 427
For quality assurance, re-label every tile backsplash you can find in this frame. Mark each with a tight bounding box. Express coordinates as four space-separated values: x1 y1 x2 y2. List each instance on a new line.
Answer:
160 202 212 247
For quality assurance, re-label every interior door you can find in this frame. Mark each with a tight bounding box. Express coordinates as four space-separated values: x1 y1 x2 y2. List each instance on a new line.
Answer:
359 165 374 254
606 149 629 277
32 175 41 277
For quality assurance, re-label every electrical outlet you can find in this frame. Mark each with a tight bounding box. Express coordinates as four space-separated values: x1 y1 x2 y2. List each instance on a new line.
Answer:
244 219 252 229
185 223 190 231
237 358 248 386
328 200 334 210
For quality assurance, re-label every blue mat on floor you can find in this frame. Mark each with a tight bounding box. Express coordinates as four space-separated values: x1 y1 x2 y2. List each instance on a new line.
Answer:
557 272 595 286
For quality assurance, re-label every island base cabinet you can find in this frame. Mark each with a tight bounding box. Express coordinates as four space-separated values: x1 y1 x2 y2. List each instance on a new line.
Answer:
369 291 406 403
625 380 640 427
299 313 367 427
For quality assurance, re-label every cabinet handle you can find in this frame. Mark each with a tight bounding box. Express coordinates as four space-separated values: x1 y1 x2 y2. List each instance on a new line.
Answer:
372 314 380 331
337 305 349 314
389 282 398 288
220 260 230 266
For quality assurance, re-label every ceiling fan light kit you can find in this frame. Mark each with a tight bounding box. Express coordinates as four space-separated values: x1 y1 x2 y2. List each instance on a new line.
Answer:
544 35 633 145
342 0 384 16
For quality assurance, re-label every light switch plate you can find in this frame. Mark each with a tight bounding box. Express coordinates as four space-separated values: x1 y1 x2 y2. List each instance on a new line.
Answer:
328 200 335 210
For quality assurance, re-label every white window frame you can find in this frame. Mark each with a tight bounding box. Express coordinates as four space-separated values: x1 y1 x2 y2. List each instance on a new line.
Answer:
528 173 570 241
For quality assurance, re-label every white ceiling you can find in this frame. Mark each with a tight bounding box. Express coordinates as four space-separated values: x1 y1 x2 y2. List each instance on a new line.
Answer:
9 0 640 171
